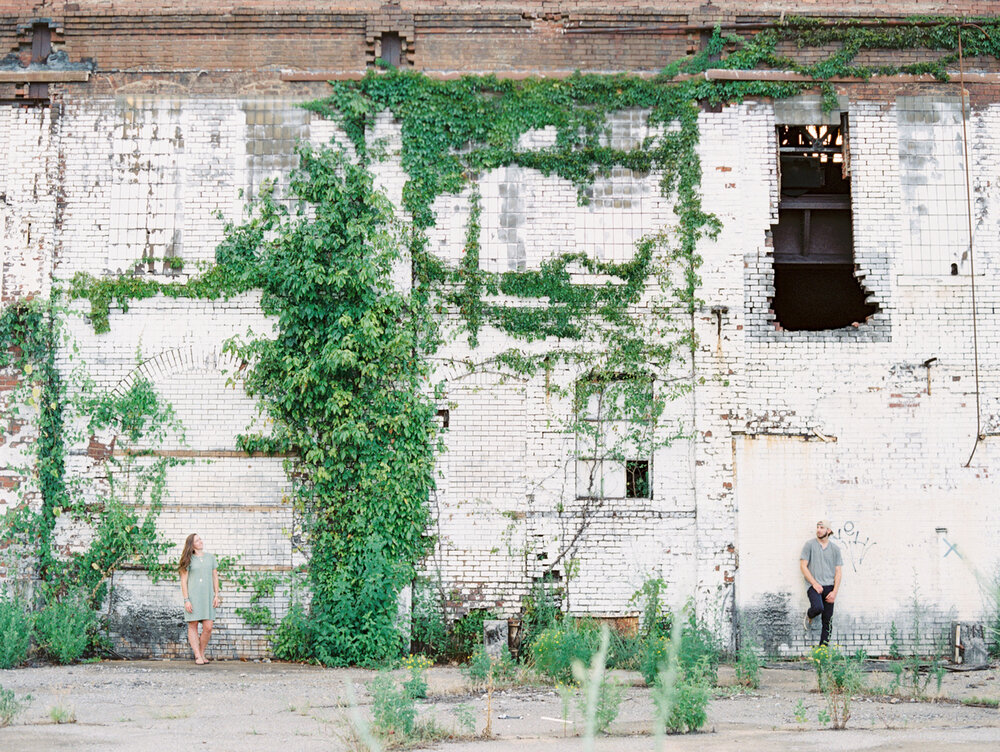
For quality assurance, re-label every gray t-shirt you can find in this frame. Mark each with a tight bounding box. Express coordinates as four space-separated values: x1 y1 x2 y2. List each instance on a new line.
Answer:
800 538 843 586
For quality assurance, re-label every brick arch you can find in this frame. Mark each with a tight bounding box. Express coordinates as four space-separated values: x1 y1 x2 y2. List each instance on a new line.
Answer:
111 344 243 397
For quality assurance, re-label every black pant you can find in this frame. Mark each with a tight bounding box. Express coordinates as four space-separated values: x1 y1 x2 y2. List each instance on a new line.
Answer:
807 585 835 646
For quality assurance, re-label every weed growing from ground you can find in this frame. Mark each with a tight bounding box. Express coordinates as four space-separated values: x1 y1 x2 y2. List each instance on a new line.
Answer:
810 644 866 729
48 704 76 724
734 632 763 689
0 686 32 727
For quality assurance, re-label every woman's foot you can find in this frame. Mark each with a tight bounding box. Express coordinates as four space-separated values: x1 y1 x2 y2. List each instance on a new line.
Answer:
195 657 207 665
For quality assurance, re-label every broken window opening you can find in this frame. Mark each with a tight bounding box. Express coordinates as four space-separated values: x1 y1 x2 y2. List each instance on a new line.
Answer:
376 32 403 68
770 119 878 331
625 460 650 499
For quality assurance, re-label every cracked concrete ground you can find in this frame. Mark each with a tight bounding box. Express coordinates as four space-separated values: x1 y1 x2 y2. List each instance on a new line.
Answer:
0 661 997 751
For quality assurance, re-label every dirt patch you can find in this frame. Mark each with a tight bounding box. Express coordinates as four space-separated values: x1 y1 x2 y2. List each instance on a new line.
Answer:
0 661 997 751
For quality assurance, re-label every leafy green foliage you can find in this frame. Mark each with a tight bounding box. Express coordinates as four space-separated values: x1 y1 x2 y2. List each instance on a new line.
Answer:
639 632 672 686
235 573 279 629
271 600 314 662
518 580 562 658
0 685 31 728
658 663 711 733
221 147 438 666
463 644 518 687
448 608 498 661
734 638 763 689
0 594 33 669
34 596 96 664
631 577 672 637
530 619 601 683
370 671 418 737
809 644 866 728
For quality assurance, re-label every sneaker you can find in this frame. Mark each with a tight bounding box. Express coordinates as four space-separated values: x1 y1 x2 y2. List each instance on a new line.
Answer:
803 613 813 632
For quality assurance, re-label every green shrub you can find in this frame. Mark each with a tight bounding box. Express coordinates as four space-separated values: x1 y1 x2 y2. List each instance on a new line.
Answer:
370 672 417 737
402 654 433 699
34 598 95 664
734 638 762 689
530 619 600 683
631 578 672 636
677 608 719 684
810 644 866 728
410 577 448 661
272 601 314 662
654 656 712 733
639 632 671 685
463 644 518 687
310 538 408 667
0 685 32 728
0 595 33 669
665 677 710 732
449 608 498 661
518 581 561 657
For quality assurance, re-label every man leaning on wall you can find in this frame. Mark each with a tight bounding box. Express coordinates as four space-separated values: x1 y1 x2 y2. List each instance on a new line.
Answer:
800 519 843 646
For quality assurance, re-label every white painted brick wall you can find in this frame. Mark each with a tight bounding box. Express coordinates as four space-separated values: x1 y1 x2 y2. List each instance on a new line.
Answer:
2 92 999 659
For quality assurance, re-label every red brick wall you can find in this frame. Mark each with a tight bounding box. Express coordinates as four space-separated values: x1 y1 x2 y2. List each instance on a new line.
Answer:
3 3 1000 76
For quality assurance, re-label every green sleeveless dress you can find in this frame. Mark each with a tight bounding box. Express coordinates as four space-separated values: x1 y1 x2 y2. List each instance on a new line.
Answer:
185 552 217 622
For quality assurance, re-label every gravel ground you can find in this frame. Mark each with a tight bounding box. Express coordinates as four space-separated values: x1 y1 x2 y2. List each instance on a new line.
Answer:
0 661 997 751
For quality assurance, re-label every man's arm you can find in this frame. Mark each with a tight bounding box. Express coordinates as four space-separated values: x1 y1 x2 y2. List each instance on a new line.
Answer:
826 565 842 603
800 558 821 593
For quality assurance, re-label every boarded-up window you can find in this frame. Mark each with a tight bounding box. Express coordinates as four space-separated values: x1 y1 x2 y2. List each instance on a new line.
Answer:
378 33 403 68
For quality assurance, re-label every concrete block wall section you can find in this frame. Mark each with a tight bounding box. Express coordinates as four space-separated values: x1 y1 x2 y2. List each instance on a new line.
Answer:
2 88 1000 657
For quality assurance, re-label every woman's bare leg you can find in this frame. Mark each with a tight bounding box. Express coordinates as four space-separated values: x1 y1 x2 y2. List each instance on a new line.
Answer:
199 620 214 660
187 622 204 663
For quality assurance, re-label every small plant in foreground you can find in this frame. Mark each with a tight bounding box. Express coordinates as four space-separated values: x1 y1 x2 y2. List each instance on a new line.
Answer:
734 636 762 689
810 644 866 729
402 654 432 699
370 672 417 739
0 686 32 727
463 644 517 688
49 704 76 724
793 698 808 724
564 625 623 737
657 656 712 733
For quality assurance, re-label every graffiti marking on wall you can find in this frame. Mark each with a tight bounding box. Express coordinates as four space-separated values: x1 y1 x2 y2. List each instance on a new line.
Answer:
832 520 876 572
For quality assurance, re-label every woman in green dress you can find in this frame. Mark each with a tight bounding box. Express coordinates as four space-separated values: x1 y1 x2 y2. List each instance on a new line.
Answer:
179 533 221 665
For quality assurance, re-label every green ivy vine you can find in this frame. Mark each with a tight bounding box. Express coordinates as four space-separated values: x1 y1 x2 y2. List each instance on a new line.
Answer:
17 16 1000 662
1 301 182 626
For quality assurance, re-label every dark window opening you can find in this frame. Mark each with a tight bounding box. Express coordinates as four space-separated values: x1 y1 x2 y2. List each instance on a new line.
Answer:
625 460 650 499
771 120 877 331
377 33 403 68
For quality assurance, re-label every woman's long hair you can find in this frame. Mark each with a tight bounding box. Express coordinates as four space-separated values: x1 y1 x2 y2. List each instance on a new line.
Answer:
178 533 197 574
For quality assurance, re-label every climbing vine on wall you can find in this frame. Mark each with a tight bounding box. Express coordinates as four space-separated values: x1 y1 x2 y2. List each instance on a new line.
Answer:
26 16 1000 659
221 148 440 665
0 301 181 624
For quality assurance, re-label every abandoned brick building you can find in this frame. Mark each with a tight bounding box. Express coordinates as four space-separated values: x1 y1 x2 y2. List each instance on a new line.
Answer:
2 1 999 659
